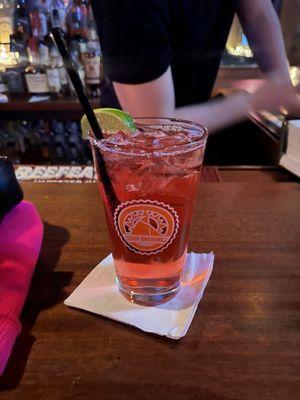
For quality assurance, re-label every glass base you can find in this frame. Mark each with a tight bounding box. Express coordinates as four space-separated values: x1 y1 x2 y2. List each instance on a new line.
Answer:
118 280 181 306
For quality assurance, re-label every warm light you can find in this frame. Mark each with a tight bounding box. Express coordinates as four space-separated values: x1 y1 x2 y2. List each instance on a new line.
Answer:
289 66 300 86
0 44 19 67
226 45 253 58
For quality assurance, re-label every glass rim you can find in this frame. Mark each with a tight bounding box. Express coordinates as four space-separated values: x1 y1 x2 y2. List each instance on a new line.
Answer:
90 116 208 157
135 116 208 142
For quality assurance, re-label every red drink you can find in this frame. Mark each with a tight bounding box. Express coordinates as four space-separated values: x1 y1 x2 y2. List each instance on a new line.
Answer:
91 118 207 305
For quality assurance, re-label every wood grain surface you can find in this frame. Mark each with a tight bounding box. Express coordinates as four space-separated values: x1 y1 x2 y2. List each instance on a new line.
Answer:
0 178 299 400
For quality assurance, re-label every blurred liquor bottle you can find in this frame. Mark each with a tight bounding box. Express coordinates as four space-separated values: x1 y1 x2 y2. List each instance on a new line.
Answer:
14 0 31 43
69 45 85 94
67 0 88 39
57 53 70 95
25 23 50 95
0 0 103 100
0 118 92 165
51 0 67 35
46 45 62 96
29 0 50 40
0 0 14 44
0 68 8 93
84 27 101 98
5 40 26 95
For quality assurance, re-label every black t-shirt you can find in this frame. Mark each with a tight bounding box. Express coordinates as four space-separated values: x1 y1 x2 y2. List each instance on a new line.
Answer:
91 0 237 108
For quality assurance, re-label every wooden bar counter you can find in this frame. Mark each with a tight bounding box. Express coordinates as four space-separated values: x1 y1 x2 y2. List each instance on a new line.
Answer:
0 169 299 400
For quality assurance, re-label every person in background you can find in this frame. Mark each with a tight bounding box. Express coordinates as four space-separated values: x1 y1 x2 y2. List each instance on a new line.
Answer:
91 0 299 133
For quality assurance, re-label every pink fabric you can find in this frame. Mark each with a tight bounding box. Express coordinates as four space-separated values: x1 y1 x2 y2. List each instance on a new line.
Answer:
0 201 43 375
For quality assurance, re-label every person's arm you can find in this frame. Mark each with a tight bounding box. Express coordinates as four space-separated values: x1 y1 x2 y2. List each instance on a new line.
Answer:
114 68 299 133
237 0 290 83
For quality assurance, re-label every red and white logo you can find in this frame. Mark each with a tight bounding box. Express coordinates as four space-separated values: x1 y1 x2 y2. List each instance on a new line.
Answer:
114 200 179 255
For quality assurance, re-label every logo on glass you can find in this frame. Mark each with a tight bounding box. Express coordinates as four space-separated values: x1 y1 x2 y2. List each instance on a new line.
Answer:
114 200 179 255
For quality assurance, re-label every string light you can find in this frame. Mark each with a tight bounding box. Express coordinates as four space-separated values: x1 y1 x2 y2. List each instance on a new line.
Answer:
226 45 253 58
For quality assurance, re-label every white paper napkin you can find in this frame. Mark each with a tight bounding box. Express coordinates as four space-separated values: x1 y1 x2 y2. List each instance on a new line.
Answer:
65 252 214 339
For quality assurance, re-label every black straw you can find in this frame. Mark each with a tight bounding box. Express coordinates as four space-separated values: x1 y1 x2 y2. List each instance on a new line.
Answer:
51 27 103 140
51 28 119 210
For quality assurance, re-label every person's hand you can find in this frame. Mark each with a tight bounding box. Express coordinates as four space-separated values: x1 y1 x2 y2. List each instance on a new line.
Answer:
248 78 300 115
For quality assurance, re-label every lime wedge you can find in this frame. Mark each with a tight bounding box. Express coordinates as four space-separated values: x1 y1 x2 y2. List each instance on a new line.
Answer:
80 108 136 139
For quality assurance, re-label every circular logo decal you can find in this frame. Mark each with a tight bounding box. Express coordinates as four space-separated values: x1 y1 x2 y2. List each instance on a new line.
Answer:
114 200 179 255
